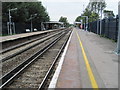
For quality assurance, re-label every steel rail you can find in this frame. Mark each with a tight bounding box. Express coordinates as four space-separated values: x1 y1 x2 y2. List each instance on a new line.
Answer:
1 29 66 54
0 30 68 88
1 28 66 48
1 31 63 62
38 30 72 90
1 33 52 54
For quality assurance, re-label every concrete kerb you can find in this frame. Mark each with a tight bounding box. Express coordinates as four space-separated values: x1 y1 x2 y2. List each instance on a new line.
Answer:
48 29 73 88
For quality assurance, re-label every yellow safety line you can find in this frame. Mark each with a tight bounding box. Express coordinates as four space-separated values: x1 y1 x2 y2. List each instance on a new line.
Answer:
75 30 99 89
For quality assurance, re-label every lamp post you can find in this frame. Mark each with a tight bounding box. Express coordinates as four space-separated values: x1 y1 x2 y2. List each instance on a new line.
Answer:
30 14 37 32
117 1 120 54
81 16 88 31
100 6 103 35
8 8 17 35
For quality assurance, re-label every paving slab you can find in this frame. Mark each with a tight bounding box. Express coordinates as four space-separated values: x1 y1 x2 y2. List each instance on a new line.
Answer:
55 28 118 88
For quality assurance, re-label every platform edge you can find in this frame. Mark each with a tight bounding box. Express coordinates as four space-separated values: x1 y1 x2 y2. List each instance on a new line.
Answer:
48 30 73 88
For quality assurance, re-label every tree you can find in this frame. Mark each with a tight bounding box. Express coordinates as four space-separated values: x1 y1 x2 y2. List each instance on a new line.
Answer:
87 0 106 15
59 16 69 27
75 8 99 23
75 16 82 22
2 2 50 23
75 0 106 23
103 10 115 18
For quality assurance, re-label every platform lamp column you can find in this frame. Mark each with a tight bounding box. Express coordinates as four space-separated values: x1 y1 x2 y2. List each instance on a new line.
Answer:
100 4 103 35
8 8 17 35
117 1 120 54
30 14 37 32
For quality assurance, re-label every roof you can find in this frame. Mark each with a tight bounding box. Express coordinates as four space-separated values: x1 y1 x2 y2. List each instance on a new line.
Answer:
43 21 63 25
74 22 82 24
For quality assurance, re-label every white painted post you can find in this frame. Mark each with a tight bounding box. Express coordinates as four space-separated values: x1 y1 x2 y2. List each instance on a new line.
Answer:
8 8 17 35
100 6 102 35
13 22 15 34
9 9 12 35
7 22 10 34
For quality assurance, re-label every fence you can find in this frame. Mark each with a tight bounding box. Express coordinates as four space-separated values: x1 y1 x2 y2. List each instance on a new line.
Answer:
2 22 42 35
88 16 119 41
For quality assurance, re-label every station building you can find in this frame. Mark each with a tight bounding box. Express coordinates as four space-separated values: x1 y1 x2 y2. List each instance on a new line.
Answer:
74 22 82 29
42 21 64 30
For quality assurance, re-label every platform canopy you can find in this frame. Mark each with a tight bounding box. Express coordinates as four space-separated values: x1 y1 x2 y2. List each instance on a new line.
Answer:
74 22 82 24
42 21 64 30
43 21 64 25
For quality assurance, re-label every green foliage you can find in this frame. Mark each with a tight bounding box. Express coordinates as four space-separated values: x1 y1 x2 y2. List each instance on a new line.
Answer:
59 16 69 27
103 10 115 18
75 16 82 22
89 12 99 22
75 8 99 23
2 2 50 24
75 0 106 23
87 0 106 14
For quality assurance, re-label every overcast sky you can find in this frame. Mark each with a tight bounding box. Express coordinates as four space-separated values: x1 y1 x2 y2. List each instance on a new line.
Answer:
39 0 119 24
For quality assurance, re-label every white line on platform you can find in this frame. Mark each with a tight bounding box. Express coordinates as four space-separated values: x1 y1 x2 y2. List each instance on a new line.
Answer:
48 30 73 88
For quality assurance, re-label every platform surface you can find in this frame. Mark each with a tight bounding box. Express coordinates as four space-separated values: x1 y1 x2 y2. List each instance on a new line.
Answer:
56 28 118 88
0 29 55 42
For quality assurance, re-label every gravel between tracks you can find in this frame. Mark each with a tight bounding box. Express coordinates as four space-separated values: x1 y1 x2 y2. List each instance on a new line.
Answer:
6 30 71 88
1 31 62 59
2 29 62 49
2 34 62 77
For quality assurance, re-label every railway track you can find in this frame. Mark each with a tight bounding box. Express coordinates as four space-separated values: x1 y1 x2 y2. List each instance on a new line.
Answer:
0 28 72 89
1 29 66 60
1 30 60 54
1 28 66 50
1 30 64 62
1 30 67 78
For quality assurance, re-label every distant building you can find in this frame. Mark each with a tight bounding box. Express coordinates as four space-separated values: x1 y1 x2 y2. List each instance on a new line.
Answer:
42 21 64 30
74 22 82 29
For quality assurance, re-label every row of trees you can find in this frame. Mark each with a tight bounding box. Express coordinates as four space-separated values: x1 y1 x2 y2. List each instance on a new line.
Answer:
2 2 71 28
59 16 70 27
2 2 50 24
75 0 115 23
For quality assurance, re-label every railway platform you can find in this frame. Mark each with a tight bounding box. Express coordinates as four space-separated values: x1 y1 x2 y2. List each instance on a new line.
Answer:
0 29 60 42
49 28 118 88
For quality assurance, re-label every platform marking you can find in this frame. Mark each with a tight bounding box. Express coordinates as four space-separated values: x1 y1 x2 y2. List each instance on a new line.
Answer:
48 30 73 88
76 31 99 89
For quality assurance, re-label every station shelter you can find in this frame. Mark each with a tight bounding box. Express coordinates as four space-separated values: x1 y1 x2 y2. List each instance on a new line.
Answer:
74 22 82 29
43 21 64 30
